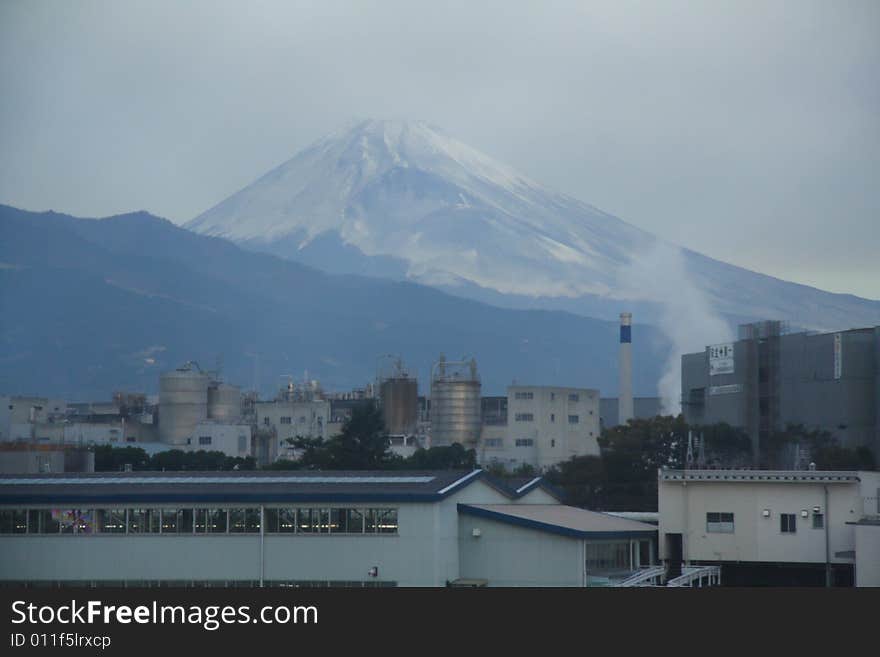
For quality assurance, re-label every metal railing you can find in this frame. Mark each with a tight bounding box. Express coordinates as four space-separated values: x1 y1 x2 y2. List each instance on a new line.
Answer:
615 566 666 587
666 565 721 587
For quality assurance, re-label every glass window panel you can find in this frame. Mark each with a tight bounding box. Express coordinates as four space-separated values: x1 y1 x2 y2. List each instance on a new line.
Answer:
265 509 279 533
161 509 180 533
97 509 126 534
330 508 347 533
318 509 330 533
207 509 227 533
364 509 377 533
194 509 208 533
74 510 94 534
131 509 157 533
245 509 261 533
346 509 364 533
178 509 194 533
28 509 59 534
229 509 246 533
298 509 313 533
279 509 296 533
376 509 398 534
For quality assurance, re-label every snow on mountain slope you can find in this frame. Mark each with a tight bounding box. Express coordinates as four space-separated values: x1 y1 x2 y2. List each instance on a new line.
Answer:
187 119 880 334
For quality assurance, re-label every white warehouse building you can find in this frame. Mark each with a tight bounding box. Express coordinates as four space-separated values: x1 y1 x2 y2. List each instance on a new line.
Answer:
0 470 656 587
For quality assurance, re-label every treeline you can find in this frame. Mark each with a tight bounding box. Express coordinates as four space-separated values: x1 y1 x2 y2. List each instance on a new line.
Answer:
542 416 875 512
93 445 257 472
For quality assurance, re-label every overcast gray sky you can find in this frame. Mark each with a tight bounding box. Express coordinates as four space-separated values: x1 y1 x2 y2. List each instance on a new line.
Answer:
2 0 878 299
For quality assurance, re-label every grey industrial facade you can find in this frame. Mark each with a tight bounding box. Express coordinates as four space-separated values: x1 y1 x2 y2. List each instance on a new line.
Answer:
681 322 880 458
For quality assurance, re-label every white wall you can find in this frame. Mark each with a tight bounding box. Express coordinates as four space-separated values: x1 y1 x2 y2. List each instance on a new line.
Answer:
659 478 860 565
458 513 582 586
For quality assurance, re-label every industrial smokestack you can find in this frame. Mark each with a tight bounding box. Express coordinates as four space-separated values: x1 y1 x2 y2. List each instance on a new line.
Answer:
619 312 634 426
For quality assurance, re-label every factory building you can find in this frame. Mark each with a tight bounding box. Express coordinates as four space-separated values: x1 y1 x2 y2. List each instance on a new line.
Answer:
681 321 880 458
599 397 663 430
0 470 657 587
255 381 331 462
658 468 880 587
477 385 600 471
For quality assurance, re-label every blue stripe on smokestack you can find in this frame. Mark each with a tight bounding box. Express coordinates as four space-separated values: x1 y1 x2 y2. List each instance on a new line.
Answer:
620 325 631 343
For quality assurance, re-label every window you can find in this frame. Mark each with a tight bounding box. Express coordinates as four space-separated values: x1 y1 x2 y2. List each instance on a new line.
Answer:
229 508 261 533
706 512 734 533
96 509 126 533
812 513 824 529
238 435 247 453
28 510 59 534
514 392 534 400
263 417 270 426
550 439 555 448
568 415 579 424
376 509 398 534
550 413 555 423
484 438 503 447
568 393 579 402
515 438 534 447
280 417 292 424
550 393 555 401
128 509 159 533
198 436 212 446
780 513 797 533
0 510 27 534
514 413 534 422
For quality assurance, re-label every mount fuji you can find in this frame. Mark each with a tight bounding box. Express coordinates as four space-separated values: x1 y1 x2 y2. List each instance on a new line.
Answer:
188 119 880 336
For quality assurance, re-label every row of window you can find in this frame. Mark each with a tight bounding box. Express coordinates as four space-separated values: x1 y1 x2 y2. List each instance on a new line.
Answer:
513 392 585 402
0 508 399 535
705 511 824 534
514 413 586 423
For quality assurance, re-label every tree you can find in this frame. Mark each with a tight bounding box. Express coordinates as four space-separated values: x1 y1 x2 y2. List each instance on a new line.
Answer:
93 445 150 471
399 444 476 470
297 401 396 470
544 455 606 509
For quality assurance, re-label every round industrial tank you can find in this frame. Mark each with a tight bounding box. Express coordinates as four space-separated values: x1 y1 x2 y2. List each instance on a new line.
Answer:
207 383 242 421
159 366 210 445
380 377 418 436
430 357 481 447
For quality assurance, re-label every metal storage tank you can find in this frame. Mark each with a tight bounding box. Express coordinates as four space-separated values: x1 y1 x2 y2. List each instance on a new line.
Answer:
380 376 418 436
207 382 242 421
159 363 210 445
430 355 481 447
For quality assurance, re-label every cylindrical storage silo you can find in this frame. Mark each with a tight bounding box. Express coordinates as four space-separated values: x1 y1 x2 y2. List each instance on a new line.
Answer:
380 377 418 435
159 366 210 445
430 357 481 447
207 383 242 421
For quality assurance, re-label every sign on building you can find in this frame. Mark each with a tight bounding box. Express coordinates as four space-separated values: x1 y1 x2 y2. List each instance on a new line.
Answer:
709 384 743 396
708 343 734 376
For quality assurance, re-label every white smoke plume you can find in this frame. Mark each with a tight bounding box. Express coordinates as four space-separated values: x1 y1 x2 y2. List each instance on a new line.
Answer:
617 241 734 415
